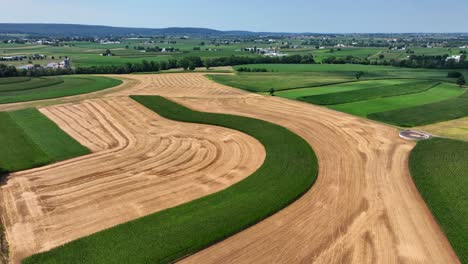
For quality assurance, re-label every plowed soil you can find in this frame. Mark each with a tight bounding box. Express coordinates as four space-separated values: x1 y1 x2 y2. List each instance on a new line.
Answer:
0 73 459 263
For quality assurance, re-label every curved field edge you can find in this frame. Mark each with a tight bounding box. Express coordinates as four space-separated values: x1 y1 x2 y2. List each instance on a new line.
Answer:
409 138 467 263
22 95 318 264
0 76 122 104
0 108 90 173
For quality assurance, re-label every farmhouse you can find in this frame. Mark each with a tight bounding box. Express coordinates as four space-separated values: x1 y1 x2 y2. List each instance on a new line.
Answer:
100 40 121 45
244 47 286 57
16 64 35 70
46 57 71 68
446 55 462 62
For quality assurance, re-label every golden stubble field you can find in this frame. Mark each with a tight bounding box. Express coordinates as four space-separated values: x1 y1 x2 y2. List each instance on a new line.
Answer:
0 73 459 263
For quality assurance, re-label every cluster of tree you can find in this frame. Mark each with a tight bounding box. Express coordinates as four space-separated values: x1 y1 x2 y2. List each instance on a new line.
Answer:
449 72 466 86
0 64 20 77
0 54 315 78
102 49 114 56
134 46 179 52
236 67 268 72
322 54 468 69
457 75 466 87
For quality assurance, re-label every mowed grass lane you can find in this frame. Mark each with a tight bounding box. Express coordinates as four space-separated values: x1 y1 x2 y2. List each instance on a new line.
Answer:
299 81 439 105
23 96 318 264
0 109 89 173
369 89 468 127
409 138 468 263
330 83 463 117
0 76 122 104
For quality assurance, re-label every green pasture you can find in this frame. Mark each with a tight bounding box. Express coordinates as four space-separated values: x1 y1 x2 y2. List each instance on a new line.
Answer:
409 138 467 263
369 90 468 127
23 95 318 264
0 75 122 104
299 81 439 105
276 79 413 99
330 83 463 117
209 71 355 92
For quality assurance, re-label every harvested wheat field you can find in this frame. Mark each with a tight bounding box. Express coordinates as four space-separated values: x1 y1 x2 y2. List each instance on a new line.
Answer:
114 73 458 263
0 73 459 263
0 95 265 263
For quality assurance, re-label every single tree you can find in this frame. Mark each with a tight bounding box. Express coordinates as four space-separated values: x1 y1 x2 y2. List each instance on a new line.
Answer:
204 58 212 70
457 76 466 87
355 71 364 80
269 88 275 96
188 63 196 71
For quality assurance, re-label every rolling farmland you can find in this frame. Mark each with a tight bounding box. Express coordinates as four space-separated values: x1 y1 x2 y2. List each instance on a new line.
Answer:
1 93 266 263
0 72 462 264
23 95 317 263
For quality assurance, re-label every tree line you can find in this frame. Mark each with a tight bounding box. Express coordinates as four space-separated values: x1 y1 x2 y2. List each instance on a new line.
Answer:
321 54 468 69
0 54 315 78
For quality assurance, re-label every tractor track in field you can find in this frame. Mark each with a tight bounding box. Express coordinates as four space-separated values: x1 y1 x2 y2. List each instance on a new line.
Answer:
0 73 459 263
0 90 265 263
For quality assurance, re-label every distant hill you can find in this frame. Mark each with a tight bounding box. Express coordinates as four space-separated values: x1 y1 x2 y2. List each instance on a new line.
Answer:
0 23 260 37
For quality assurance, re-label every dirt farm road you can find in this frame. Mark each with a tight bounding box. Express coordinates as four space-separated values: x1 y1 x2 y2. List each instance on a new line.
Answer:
1 73 460 263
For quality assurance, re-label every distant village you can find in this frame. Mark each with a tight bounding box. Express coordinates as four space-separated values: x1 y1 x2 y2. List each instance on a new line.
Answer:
0 54 71 70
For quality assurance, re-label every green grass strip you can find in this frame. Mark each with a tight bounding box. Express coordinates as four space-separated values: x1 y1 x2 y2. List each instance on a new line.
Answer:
23 95 318 264
0 109 90 173
409 138 467 263
9 109 90 161
0 112 49 172
369 90 468 127
298 81 438 105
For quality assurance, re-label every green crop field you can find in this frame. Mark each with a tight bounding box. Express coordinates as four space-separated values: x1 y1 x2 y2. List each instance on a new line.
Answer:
409 138 468 263
23 96 318 264
209 72 355 92
330 83 463 117
369 90 468 127
211 64 460 93
0 76 31 84
0 108 89 173
299 81 439 105
0 75 122 104
276 79 414 99
0 77 64 92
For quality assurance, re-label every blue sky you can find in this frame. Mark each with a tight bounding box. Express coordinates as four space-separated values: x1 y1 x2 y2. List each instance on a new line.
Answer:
2 0 468 33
